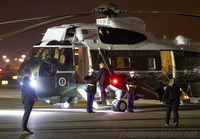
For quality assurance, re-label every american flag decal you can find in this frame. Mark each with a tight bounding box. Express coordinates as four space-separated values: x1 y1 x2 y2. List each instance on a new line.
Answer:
82 29 98 40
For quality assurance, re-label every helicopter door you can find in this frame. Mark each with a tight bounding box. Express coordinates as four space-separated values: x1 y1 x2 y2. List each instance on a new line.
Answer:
56 48 76 91
75 47 89 83
160 51 176 84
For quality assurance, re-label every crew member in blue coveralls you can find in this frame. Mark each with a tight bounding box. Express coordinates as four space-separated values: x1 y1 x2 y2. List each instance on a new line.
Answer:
125 71 137 112
22 68 38 134
83 69 96 113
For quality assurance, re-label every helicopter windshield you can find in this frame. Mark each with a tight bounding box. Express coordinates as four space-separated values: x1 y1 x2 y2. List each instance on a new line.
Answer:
39 48 54 60
25 48 38 61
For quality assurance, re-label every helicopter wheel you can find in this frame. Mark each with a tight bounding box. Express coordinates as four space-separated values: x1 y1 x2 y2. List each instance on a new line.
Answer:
111 99 127 112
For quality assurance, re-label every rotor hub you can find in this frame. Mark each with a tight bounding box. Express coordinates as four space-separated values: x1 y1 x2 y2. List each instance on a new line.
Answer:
92 3 125 17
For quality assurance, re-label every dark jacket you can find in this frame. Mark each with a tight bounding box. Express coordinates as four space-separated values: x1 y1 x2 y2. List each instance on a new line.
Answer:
162 84 181 104
96 67 110 87
83 75 96 94
22 76 36 104
125 77 137 94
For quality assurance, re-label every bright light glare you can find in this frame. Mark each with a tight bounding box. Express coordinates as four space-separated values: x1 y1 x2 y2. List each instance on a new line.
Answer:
2 80 8 85
183 95 190 99
30 80 37 88
5 59 10 63
112 79 118 84
12 76 18 80
0 110 51 116
2 55 6 59
21 55 26 59
0 110 23 116
19 58 24 62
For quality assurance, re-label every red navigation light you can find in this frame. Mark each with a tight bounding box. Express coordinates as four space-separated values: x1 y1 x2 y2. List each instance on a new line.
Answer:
112 79 118 84
0 68 2 72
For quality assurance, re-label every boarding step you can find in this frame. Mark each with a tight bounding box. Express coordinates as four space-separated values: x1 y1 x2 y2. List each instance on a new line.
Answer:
77 88 111 109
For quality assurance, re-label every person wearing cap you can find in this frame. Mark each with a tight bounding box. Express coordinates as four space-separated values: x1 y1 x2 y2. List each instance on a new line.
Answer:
22 68 38 134
96 63 110 105
83 69 97 113
125 71 137 112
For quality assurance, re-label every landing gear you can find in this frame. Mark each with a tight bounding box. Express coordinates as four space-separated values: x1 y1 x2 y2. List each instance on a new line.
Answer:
111 99 127 112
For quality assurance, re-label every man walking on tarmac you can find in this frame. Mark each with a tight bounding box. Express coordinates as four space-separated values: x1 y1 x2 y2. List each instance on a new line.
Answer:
22 68 38 134
97 63 110 105
161 78 181 127
125 71 137 112
83 69 96 113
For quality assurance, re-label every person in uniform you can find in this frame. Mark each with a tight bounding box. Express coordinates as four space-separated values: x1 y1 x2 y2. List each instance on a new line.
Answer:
83 69 96 113
96 63 110 105
125 71 137 112
22 68 38 134
161 78 181 127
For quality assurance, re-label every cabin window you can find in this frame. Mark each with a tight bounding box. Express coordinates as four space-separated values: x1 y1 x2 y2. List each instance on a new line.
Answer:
57 48 74 71
132 57 148 70
98 27 147 44
116 57 131 68
148 58 156 70
90 50 104 70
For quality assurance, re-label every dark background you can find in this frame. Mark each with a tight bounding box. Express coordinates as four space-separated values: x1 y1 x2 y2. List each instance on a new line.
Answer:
0 0 200 67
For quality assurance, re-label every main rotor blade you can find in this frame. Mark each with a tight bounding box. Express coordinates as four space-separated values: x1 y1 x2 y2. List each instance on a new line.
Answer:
0 15 69 25
127 11 200 18
0 12 91 40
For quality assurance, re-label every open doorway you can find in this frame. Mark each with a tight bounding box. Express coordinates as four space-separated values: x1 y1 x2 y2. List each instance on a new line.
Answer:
160 51 175 84
75 47 89 83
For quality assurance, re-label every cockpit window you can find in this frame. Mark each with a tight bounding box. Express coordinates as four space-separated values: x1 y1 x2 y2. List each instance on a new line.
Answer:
39 48 54 59
26 48 37 61
34 48 44 58
98 27 147 44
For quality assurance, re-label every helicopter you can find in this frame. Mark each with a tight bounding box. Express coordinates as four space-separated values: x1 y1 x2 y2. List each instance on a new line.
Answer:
1 3 200 111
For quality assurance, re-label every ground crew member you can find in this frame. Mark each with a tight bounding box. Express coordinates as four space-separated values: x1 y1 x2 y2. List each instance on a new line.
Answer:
22 68 38 134
161 78 181 127
83 69 96 113
97 63 110 105
125 71 137 112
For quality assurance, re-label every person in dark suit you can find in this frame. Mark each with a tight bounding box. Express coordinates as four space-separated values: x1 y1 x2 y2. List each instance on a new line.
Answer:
22 68 38 134
83 69 96 113
96 63 110 105
161 78 181 127
125 71 137 112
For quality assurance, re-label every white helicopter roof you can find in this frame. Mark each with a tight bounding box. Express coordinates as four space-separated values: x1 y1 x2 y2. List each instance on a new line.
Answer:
38 17 200 52
96 17 146 33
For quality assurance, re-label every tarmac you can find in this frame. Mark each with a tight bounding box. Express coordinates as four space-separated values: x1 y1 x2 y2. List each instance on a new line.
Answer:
0 88 200 139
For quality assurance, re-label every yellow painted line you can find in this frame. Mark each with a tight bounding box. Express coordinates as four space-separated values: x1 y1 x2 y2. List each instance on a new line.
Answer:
73 104 86 106
33 105 55 108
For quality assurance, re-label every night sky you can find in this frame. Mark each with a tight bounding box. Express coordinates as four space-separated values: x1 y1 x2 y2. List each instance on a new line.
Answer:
0 0 200 67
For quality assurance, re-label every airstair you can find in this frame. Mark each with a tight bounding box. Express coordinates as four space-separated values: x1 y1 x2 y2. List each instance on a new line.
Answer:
77 86 112 109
